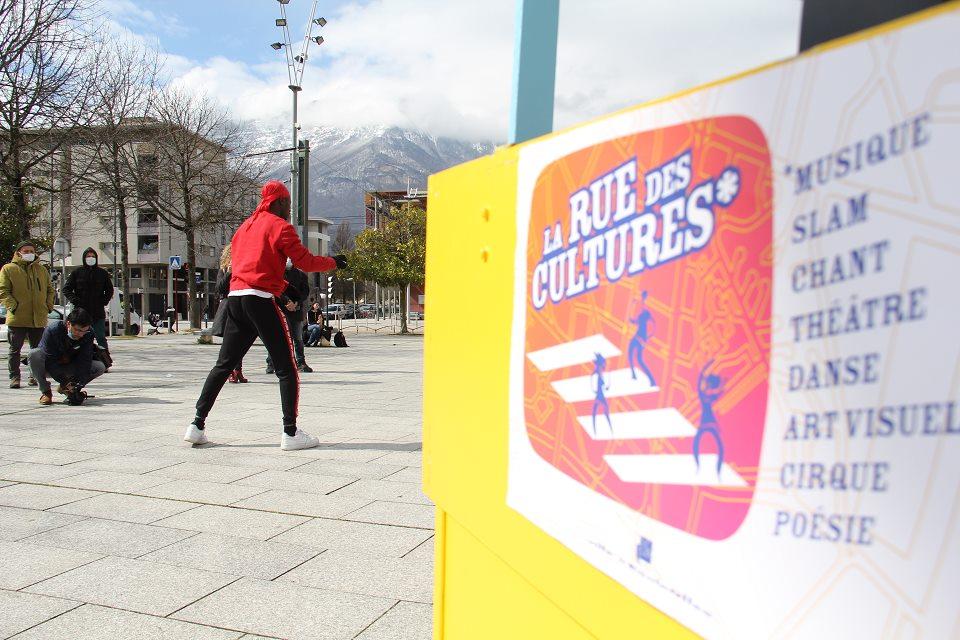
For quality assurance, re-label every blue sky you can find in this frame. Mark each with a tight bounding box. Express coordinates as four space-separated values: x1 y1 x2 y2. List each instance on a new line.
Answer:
105 0 344 71
103 0 802 142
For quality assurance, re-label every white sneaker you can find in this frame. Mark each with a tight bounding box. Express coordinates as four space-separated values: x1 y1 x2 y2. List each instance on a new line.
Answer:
281 429 319 451
183 424 209 445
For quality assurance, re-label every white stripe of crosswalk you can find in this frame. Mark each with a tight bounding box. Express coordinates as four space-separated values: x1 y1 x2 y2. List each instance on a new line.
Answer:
604 454 748 487
526 334 621 372
551 368 657 403
576 408 696 440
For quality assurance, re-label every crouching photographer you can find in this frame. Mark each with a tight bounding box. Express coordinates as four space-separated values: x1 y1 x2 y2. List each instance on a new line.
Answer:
28 308 105 406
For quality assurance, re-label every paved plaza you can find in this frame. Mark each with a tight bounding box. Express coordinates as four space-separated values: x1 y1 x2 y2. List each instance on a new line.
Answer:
0 333 431 640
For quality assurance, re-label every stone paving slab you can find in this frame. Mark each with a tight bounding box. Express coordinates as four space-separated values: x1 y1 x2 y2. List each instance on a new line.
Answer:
0 505 85 541
230 469 355 495
50 492 198 524
9 604 245 640
0 333 430 639
173 577 396 640
141 533 321 581
344 501 436 530
22 517 198 558
231 489 373 519
0 462 89 483
355 601 432 640
279 550 433 603
53 470 173 493
0 588 81 638
0 483 97 510
135 479 271 506
0 540 102 590
269 517 433 558
153 504 310 540
147 461 265 483
25 556 239 616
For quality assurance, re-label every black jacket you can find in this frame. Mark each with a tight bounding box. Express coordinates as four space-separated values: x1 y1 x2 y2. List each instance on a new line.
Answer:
307 307 325 326
277 267 309 320
38 320 95 387
211 269 231 337
63 248 113 321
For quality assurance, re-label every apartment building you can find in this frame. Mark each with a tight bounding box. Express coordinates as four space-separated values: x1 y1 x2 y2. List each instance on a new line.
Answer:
35 120 333 319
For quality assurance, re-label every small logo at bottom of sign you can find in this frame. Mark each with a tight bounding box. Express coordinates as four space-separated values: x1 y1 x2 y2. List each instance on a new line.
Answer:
637 537 653 563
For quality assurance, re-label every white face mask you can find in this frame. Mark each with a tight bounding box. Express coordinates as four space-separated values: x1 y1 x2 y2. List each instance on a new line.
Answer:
285 258 293 269
85 256 96 266
19 252 35 262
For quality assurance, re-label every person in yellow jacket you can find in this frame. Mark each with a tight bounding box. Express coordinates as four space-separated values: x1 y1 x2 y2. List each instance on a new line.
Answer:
0 241 54 388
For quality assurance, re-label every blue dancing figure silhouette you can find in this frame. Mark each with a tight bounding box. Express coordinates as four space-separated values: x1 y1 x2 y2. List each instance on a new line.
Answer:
628 291 657 386
694 359 725 478
591 352 613 436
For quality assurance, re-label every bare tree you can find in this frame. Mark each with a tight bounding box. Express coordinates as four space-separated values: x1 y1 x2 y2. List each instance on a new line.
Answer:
332 220 354 254
0 0 97 241
74 34 160 333
134 88 261 329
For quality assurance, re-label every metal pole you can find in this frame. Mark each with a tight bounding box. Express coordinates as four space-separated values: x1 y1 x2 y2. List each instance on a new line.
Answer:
290 86 300 234
113 208 118 336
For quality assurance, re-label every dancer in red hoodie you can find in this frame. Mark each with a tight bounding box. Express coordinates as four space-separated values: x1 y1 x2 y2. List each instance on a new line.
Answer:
185 180 347 450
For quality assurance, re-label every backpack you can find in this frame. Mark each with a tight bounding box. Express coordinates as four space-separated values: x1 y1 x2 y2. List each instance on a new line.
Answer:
333 330 348 347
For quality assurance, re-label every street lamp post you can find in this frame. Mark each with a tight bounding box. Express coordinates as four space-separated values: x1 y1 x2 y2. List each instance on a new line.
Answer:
271 1 326 248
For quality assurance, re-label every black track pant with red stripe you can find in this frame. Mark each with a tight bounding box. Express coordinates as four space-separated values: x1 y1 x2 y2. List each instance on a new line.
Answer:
195 295 299 434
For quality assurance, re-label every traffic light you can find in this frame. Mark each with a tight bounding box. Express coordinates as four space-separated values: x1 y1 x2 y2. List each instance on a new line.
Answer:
327 275 333 294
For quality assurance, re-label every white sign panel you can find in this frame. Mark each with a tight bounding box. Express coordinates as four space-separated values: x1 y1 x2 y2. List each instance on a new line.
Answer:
507 8 960 639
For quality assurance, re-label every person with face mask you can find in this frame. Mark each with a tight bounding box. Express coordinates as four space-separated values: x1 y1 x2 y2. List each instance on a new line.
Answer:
0 241 54 388
188 180 347 451
28 307 105 405
63 247 114 355
265 257 312 374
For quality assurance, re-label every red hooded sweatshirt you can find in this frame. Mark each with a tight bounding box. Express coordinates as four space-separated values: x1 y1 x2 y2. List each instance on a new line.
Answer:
229 180 337 296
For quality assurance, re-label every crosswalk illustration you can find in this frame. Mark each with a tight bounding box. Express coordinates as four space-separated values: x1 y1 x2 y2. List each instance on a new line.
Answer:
527 334 746 488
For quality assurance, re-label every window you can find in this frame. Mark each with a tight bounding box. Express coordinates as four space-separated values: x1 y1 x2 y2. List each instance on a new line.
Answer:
138 235 159 252
130 268 142 279
137 209 158 224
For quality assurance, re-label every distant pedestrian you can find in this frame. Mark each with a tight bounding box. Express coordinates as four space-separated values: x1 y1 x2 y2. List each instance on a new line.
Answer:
212 245 247 383
265 259 312 374
63 247 113 359
28 307 105 406
0 241 53 388
187 180 346 451
305 301 325 346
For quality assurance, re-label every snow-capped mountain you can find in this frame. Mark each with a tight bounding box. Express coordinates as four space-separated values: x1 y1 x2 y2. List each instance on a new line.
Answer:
245 123 495 227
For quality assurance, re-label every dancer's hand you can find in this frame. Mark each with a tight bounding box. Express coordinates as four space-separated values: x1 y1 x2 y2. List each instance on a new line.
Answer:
285 301 297 312
333 254 348 269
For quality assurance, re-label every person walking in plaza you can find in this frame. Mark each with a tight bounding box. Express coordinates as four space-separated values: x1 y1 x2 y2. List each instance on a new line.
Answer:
1 241 54 389
305 301 325 346
28 307 106 406
186 180 347 450
212 244 247 383
265 258 312 374
63 247 114 360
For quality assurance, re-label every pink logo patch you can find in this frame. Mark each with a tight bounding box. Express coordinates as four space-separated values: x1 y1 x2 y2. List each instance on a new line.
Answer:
522 116 772 540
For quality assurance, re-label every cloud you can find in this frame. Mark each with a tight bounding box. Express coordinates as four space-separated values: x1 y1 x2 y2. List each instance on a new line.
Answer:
160 0 802 142
99 0 190 37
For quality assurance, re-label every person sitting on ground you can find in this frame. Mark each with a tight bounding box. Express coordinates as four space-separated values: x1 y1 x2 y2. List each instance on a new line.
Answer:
28 307 105 406
305 301 325 346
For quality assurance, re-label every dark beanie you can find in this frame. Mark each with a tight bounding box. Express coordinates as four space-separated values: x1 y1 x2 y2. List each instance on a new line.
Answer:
14 240 35 251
